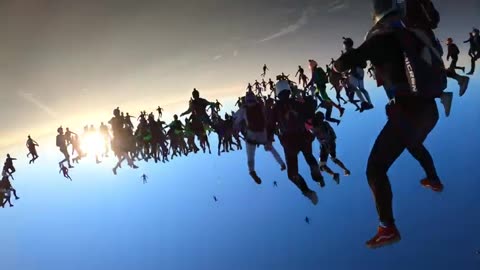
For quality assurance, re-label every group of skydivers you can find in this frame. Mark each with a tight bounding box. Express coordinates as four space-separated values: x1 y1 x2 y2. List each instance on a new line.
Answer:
2 0 479 249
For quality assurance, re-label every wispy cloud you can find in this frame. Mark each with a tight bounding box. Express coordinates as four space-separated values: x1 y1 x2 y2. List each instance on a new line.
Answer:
327 0 349 13
213 55 223 61
18 90 58 118
233 50 239 57
258 8 314 43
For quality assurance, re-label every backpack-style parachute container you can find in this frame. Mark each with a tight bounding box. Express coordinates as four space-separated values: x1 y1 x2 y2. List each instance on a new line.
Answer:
395 28 447 98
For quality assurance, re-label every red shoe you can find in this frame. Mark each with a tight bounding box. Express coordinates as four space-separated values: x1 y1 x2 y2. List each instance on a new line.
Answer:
366 225 401 249
420 178 444 192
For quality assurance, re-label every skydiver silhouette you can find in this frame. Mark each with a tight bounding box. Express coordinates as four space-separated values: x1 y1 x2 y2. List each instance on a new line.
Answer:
59 164 72 181
261 64 269 77
446 38 465 73
26 135 40 164
213 196 218 202
157 106 164 118
56 127 74 169
463 31 476 58
305 217 310 224
141 174 148 184
3 154 17 178
246 83 253 93
273 181 278 187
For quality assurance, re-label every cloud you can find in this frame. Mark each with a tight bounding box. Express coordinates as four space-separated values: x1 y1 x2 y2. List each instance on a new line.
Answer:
18 90 58 118
258 8 314 43
327 0 349 13
233 50 239 57
213 55 223 61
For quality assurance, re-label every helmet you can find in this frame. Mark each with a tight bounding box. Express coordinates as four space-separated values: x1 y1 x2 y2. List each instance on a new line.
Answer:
308 59 318 69
275 80 291 97
192 88 200 98
446 37 453 44
245 91 257 106
57 126 63 133
113 107 120 116
343 37 354 48
473 28 480 34
372 0 406 25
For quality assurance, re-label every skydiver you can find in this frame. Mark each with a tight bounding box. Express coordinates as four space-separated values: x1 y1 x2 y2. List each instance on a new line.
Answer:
141 174 148 184
213 196 218 202
307 59 345 118
334 0 445 249
253 80 262 95
466 28 480 75
343 37 374 110
3 154 17 177
273 181 278 187
157 106 164 118
261 64 269 77
310 112 351 184
26 135 40 164
59 164 72 181
463 31 476 58
445 38 465 73
56 127 74 169
305 217 310 224
246 83 253 93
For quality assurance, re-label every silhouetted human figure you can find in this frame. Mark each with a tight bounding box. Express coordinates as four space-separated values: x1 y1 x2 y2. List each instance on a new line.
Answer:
464 31 476 58
0 176 19 208
305 217 310 224
59 164 72 181
334 0 446 249
26 135 39 164
273 181 278 187
56 127 73 168
157 106 164 118
141 174 148 184
261 64 269 77
3 154 17 177
446 38 465 73
213 196 218 202
467 28 480 75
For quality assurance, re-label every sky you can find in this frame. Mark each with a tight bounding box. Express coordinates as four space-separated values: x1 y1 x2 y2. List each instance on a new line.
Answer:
0 0 479 149
2 77 480 269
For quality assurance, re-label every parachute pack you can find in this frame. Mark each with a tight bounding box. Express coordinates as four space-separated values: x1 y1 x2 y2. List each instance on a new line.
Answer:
395 28 447 98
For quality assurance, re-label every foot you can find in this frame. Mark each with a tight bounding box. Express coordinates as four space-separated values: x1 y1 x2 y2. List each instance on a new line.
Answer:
9 204 14 207
461 67 465 73
112 168 117 175
420 178 444 192
249 171 262 185
68 165 74 169
132 165 139 169
440 92 453 117
280 164 286 171
458 76 470 97
366 225 401 249
466 71 473 75
302 190 318 205
344 169 351 176
15 197 20 200
311 168 324 183
333 173 340 184
339 107 345 117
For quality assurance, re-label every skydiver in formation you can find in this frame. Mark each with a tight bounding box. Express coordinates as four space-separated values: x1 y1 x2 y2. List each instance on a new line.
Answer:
26 135 40 164
466 28 480 75
273 181 278 187
1 175 19 207
463 31 476 58
342 37 374 110
56 127 74 169
3 154 17 178
334 0 446 249
446 38 465 73
234 91 286 184
310 112 351 184
157 106 163 118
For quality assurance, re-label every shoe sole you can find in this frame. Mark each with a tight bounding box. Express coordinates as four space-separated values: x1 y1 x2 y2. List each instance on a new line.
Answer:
421 184 443 193
366 235 401 249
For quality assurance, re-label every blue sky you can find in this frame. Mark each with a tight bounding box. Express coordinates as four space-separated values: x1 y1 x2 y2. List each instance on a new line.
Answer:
2 75 480 269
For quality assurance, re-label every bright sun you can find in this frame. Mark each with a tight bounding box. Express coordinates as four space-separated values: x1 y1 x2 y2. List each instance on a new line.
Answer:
80 132 105 155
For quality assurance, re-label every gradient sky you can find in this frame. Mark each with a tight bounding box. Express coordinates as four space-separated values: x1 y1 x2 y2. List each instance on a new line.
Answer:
0 0 479 149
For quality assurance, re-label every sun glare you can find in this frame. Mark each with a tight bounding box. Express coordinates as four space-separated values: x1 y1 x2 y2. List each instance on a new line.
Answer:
81 132 105 155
